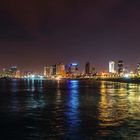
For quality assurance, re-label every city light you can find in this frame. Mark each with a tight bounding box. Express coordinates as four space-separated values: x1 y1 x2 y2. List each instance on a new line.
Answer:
124 73 130 78
71 63 78 66
0 61 140 81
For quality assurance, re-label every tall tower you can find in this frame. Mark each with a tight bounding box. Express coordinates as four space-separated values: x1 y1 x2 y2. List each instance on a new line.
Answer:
85 62 90 75
109 61 115 73
118 60 124 75
137 63 140 75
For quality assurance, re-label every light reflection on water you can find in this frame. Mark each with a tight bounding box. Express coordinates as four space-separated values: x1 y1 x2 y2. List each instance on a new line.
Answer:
98 81 140 139
66 80 81 139
0 80 140 139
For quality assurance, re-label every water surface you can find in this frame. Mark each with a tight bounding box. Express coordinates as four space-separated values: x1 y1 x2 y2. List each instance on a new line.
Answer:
0 79 140 140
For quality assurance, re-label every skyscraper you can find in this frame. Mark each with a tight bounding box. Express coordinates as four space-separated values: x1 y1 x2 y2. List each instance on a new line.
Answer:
56 63 66 77
137 63 140 75
91 67 96 75
2 66 18 78
85 62 90 75
118 60 124 75
109 61 115 73
15 70 21 78
52 65 56 76
67 63 79 77
44 66 53 78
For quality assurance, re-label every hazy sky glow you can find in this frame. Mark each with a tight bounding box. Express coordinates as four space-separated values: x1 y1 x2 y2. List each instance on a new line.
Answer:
0 0 140 71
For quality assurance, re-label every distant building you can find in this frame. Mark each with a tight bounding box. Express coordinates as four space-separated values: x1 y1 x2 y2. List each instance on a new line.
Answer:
1 66 18 78
124 66 129 75
91 67 96 76
137 63 140 75
52 65 56 76
109 61 115 73
118 60 124 75
67 63 79 77
44 63 65 78
44 66 53 78
9 66 18 77
15 70 21 78
56 63 66 77
10 66 18 72
85 62 90 75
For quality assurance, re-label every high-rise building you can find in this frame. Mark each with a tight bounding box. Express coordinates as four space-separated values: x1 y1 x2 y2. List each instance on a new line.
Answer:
85 62 90 75
52 65 56 76
118 60 124 75
44 66 53 78
137 63 140 75
56 63 66 77
124 66 129 74
10 66 18 72
109 61 115 73
15 70 21 78
91 67 96 75
2 66 18 78
67 63 79 77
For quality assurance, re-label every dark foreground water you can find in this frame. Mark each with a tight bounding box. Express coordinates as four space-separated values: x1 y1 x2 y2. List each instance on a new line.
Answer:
0 79 140 140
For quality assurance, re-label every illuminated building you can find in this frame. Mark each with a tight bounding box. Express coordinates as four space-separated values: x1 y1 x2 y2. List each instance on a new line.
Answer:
118 60 124 75
137 63 140 75
109 61 115 73
124 66 129 74
10 66 17 72
67 63 79 77
56 63 66 77
44 66 53 78
85 62 90 75
15 70 21 78
1 66 18 78
123 67 130 78
9 66 18 77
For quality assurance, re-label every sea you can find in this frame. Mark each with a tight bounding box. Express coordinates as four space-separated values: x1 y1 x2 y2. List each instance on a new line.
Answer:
0 79 139 140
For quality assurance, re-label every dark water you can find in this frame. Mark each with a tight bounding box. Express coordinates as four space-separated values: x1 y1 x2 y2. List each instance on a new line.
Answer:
0 79 140 140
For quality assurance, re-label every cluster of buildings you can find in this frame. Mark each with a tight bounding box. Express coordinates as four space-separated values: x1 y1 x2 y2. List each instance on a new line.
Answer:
1 60 140 79
43 60 140 79
43 62 97 79
0 66 42 79
107 60 140 78
0 66 20 78
44 63 79 79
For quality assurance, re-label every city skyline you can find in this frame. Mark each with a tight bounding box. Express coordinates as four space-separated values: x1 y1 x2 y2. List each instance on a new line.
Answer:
0 0 140 71
0 59 140 72
0 1 140 140
1 60 140 73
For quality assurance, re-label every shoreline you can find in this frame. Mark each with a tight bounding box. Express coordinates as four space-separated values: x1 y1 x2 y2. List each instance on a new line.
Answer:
92 77 140 84
1 77 140 84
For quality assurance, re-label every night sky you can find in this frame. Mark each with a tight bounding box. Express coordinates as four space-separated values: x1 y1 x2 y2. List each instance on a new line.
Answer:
0 0 140 72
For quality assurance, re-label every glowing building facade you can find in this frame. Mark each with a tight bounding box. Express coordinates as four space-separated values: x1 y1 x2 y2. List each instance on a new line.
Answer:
109 61 115 73
56 63 66 77
44 66 53 78
137 63 140 75
67 63 79 77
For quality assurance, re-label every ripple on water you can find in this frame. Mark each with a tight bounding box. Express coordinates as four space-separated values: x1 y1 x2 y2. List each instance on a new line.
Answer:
0 80 139 140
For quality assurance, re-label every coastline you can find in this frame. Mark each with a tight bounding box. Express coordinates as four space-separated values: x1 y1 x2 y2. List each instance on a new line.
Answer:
92 77 140 84
1 77 140 84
